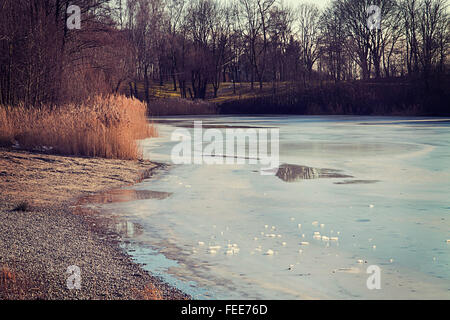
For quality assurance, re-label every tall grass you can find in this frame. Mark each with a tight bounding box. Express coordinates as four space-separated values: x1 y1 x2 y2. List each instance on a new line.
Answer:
0 95 156 160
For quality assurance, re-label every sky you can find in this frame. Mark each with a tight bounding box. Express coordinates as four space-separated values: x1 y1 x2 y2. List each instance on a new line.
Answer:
284 0 330 8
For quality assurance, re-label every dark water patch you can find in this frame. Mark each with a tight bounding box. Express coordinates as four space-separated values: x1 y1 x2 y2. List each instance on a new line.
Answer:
359 119 450 126
78 189 172 204
355 219 371 222
275 163 353 182
177 123 275 129
334 180 380 185
152 119 274 129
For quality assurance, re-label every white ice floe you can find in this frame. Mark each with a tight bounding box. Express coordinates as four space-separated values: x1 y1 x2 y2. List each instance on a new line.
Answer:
357 259 364 264
446 239 450 243
330 237 339 241
300 242 310 245
312 221 319 226
298 249 303 254
372 245 377 249
369 204 374 208
254 237 258 241
322 236 330 241
282 242 287 246
198 241 205 246
320 224 325 228
265 249 274 255
389 258 394 263
290 217 295 221
209 245 221 250
297 224 302 229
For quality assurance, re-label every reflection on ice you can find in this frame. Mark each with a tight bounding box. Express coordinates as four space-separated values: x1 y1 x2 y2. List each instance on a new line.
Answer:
78 189 172 204
275 163 352 182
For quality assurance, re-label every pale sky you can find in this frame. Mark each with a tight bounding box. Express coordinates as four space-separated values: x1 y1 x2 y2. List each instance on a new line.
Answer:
283 0 330 9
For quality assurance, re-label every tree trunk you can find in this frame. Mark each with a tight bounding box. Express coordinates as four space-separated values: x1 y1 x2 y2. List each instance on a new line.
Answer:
144 65 150 106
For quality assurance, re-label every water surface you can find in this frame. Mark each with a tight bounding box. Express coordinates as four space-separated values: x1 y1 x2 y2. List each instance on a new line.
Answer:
92 116 450 299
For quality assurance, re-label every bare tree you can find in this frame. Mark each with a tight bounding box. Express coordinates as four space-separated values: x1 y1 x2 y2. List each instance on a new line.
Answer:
297 3 321 83
239 0 275 90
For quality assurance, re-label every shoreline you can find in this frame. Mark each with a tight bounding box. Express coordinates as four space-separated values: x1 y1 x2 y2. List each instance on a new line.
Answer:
0 148 189 300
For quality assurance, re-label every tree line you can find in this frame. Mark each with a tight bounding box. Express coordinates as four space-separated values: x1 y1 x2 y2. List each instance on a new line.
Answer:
0 0 448 107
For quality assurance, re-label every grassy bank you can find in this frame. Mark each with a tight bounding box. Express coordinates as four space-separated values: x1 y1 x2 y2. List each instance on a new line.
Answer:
0 95 156 160
124 75 449 116
218 77 450 116
148 97 217 116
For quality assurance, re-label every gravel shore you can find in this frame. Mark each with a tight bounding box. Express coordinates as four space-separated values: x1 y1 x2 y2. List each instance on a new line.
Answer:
0 149 189 300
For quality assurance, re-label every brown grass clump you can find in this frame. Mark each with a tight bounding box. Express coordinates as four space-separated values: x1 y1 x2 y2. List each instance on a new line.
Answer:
0 95 156 160
0 266 21 299
134 282 164 300
0 265 41 299
12 201 31 212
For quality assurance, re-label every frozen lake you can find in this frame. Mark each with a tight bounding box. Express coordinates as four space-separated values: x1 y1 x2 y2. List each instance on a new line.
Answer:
91 116 450 299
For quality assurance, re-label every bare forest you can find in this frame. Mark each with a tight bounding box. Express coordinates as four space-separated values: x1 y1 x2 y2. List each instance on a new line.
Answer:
0 0 449 115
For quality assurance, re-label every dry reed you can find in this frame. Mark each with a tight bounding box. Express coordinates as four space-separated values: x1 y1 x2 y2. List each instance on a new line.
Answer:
0 95 156 160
